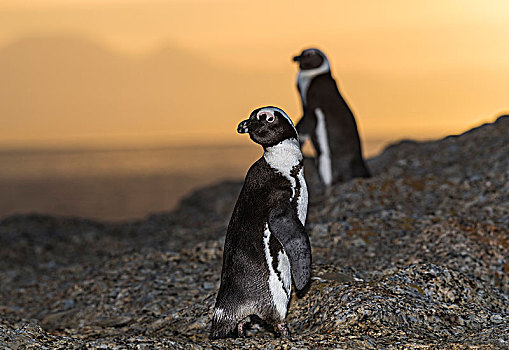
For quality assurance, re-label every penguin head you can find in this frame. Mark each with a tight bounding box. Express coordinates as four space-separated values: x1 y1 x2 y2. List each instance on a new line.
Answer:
237 106 298 147
293 48 330 71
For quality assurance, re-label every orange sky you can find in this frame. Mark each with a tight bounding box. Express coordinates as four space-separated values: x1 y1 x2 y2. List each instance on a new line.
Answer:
0 0 508 156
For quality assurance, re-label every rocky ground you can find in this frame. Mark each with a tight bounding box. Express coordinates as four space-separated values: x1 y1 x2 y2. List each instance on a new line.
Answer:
0 116 508 349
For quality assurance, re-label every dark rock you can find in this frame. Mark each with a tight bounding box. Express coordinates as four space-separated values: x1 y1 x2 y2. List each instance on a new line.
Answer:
0 116 508 348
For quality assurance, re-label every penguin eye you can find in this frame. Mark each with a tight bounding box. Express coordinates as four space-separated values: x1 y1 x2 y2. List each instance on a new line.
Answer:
266 115 275 123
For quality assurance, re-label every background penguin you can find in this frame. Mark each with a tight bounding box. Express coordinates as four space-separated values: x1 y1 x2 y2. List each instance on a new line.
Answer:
210 106 311 339
293 48 370 186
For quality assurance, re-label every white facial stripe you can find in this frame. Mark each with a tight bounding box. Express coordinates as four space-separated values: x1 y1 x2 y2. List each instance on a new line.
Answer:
298 51 330 77
297 58 330 106
315 108 332 186
259 107 296 131
257 109 274 120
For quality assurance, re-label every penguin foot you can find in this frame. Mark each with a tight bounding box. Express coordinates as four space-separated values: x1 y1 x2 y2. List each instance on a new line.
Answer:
276 322 291 339
237 321 247 338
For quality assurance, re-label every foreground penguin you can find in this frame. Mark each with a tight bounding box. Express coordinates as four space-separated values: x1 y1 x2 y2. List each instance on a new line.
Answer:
293 48 370 186
210 106 311 339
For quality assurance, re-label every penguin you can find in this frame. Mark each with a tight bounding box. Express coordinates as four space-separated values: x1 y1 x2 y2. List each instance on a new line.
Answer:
210 106 311 339
293 48 370 186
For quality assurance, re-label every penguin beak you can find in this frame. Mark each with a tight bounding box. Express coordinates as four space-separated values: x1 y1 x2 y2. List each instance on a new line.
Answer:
293 55 301 62
237 119 250 134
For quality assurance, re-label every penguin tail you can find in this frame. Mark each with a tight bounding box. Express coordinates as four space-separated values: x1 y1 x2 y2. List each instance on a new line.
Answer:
210 309 237 339
209 320 237 339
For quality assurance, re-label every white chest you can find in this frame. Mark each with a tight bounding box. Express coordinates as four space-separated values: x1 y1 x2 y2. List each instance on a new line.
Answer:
296 60 330 107
264 139 308 224
297 73 312 106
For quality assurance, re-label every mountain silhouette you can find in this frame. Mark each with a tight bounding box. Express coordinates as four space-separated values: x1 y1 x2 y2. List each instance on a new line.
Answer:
0 36 295 146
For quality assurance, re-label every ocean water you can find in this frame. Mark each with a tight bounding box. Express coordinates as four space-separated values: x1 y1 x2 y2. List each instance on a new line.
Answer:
0 140 387 221
0 145 262 221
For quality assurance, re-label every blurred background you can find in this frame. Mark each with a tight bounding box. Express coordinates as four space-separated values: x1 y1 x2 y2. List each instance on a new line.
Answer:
0 0 508 220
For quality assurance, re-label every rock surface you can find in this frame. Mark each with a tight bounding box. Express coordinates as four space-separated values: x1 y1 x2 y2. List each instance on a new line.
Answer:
0 116 508 349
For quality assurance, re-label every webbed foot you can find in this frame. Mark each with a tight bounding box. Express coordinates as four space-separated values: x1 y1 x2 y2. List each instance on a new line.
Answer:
276 322 291 339
237 320 247 337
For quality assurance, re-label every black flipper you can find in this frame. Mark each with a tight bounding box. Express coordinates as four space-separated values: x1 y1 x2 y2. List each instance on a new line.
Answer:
295 110 316 147
268 201 311 291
